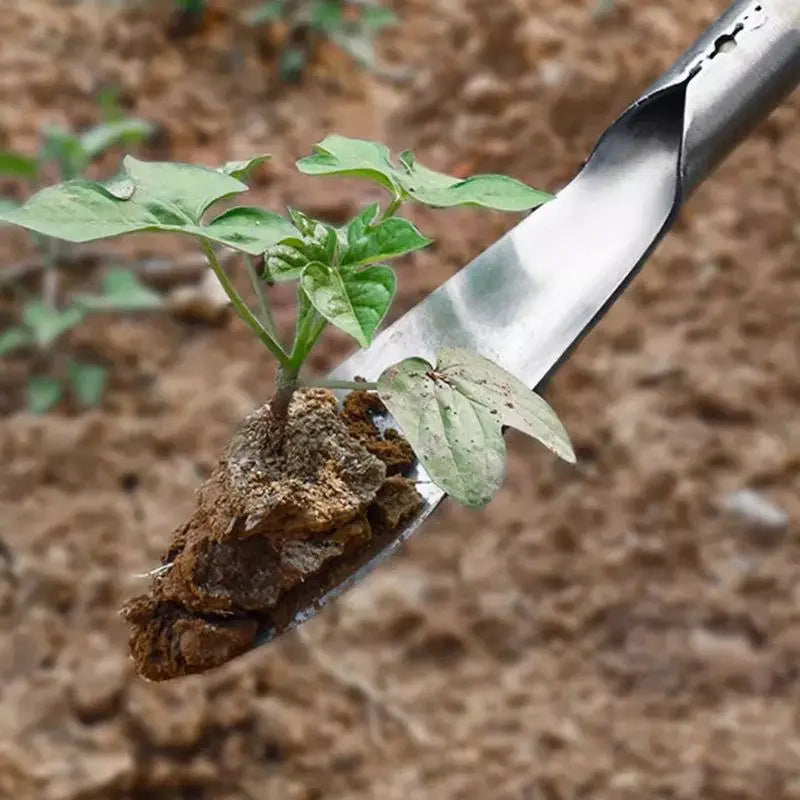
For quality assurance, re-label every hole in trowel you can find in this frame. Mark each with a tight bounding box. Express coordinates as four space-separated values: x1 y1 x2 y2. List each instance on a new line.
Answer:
709 22 743 59
711 34 737 56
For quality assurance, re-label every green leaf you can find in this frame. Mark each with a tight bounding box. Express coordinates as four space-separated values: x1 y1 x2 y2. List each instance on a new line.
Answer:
0 198 18 217
41 127 87 180
102 268 159 301
377 347 575 508
263 242 309 282
0 181 138 241
378 357 505 507
293 283 314 341
397 157 552 211
301 262 395 347
0 158 292 255
435 348 576 462
244 0 286 25
0 327 32 356
287 208 316 238
27 375 63 414
296 135 402 195
344 201 380 238
97 86 125 123
68 361 108 407
203 207 298 253
76 268 164 312
280 46 308 82
297 135 552 212
79 119 155 160
342 213 431 268
219 155 270 182
360 6 397 31
287 209 338 263
310 0 344 31
121 155 247 222
408 174 552 211
22 300 86 347
0 151 38 179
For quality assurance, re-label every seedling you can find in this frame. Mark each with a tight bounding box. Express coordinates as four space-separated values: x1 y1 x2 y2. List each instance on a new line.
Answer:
0 134 575 506
0 118 154 190
0 268 163 413
245 0 397 81
0 108 157 412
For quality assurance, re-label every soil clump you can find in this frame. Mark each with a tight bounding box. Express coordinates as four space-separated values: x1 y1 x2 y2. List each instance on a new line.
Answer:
122 389 422 681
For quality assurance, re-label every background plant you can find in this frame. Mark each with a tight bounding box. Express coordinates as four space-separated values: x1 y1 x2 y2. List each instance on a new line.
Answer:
0 136 575 504
164 0 397 80
244 0 397 81
0 270 163 413
0 102 157 413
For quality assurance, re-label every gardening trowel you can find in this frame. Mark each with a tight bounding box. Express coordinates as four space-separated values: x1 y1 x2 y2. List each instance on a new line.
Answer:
266 0 800 641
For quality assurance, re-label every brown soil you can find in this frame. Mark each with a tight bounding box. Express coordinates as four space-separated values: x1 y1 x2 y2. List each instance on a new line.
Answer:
122 389 422 681
2 1 800 799
342 390 417 475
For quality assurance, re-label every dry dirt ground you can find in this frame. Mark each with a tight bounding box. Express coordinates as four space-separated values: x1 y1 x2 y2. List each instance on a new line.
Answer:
1 0 800 798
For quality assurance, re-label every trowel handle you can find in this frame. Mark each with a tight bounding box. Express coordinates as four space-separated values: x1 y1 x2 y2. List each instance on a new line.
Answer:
643 0 800 195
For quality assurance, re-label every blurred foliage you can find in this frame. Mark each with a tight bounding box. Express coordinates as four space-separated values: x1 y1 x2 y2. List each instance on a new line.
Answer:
0 268 164 414
244 1 397 80
167 0 397 80
0 98 161 414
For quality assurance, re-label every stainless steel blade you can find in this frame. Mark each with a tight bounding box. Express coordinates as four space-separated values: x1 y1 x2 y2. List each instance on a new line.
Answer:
261 0 800 642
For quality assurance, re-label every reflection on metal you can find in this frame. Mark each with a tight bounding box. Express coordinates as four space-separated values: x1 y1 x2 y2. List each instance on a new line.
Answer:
265 0 800 643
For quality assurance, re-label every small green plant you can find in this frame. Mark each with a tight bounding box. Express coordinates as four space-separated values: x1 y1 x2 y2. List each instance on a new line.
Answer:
0 118 154 190
245 0 397 81
0 135 575 506
0 268 164 413
0 109 157 413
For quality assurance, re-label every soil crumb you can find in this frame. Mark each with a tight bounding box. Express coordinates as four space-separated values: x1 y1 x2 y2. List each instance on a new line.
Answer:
121 389 422 681
342 390 417 475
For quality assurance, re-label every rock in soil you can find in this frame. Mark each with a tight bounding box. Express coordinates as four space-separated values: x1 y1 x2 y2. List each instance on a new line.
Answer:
166 269 232 325
121 389 422 681
720 488 790 538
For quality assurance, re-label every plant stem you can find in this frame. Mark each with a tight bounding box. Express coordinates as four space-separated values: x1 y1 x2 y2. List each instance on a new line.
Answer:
200 240 289 365
381 194 404 221
244 254 280 343
288 307 326 371
300 378 378 392
271 362 299 421
42 265 58 309
278 302 329 420
303 315 327 359
42 238 61 308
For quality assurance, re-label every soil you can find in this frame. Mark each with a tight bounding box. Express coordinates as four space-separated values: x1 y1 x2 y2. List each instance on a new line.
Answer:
122 388 421 682
1 0 800 799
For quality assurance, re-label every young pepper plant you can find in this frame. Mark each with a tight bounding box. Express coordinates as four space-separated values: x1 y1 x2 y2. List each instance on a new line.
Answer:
0 135 575 506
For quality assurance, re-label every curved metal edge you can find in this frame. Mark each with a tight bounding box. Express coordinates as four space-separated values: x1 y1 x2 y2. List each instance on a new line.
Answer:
578 0 800 200
535 79 690 391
